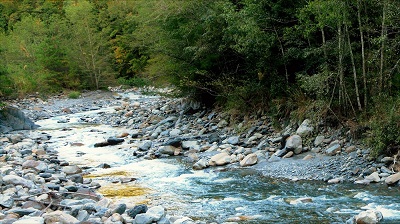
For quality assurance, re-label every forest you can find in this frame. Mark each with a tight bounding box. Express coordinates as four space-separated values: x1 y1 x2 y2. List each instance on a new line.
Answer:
0 0 399 156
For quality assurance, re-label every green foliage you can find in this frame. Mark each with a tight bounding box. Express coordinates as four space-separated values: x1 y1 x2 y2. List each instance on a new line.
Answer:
68 91 81 99
117 77 150 88
367 96 400 157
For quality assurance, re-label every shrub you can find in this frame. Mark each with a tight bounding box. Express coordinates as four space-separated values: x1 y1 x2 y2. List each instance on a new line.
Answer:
68 91 80 99
367 96 400 157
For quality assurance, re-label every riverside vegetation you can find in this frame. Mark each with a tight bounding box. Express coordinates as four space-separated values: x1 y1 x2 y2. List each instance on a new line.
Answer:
0 0 399 222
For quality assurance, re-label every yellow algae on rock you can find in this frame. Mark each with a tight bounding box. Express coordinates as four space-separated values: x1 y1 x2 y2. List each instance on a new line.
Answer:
98 184 148 197
84 170 131 179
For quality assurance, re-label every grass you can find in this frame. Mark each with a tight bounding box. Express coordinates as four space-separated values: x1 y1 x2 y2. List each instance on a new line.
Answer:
68 91 80 99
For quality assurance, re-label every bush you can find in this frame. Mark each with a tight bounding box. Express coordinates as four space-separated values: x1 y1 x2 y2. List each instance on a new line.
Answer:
68 91 80 99
367 96 400 157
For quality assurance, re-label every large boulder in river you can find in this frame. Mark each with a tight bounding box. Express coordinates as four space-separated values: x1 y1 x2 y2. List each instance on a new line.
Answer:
0 106 38 133
240 153 258 167
354 210 383 224
209 152 231 166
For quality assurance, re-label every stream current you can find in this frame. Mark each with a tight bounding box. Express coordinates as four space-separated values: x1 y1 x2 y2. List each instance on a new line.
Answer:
34 93 400 224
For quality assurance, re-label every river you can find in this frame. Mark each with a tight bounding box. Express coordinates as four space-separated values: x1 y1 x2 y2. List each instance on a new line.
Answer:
34 92 400 223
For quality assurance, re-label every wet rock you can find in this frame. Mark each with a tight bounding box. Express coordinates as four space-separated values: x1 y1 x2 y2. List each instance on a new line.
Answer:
111 203 126 215
127 204 148 218
354 210 383 224
146 205 166 222
240 153 258 167
0 106 38 132
193 158 209 170
43 210 79 224
289 197 313 204
224 136 239 145
107 137 124 145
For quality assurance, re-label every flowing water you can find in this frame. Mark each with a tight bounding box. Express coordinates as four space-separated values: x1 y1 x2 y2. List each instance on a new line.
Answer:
35 95 400 224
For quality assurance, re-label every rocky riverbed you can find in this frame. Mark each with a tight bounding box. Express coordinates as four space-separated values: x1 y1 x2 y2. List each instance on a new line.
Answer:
0 87 398 224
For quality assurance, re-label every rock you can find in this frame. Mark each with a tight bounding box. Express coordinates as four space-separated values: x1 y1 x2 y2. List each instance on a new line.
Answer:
134 213 153 224
303 155 313 160
22 160 48 172
283 151 294 158
193 158 209 170
0 194 14 208
105 213 125 224
169 129 182 137
224 136 239 145
381 157 394 163
158 145 178 156
345 146 357 153
111 203 127 215
12 217 44 224
365 172 380 183
43 210 79 224
62 165 82 175
181 141 199 150
385 172 400 185
3 175 35 188
0 106 38 132
289 197 313 204
274 148 288 157
209 152 231 166
146 205 166 221
173 217 194 224
285 135 302 152
314 135 324 147
76 210 89 222
327 178 342 184
326 144 341 156
296 119 314 136
127 204 148 218
354 210 383 224
240 153 258 167
217 119 228 128
268 155 281 162
139 140 152 151
107 137 124 145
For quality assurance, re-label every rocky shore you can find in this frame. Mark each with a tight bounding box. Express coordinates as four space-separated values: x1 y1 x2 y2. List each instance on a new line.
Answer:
0 87 397 224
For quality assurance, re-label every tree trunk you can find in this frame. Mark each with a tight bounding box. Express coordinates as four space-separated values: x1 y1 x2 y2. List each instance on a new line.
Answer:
345 23 362 111
321 27 328 72
379 0 387 92
338 23 344 108
274 26 289 85
357 0 367 108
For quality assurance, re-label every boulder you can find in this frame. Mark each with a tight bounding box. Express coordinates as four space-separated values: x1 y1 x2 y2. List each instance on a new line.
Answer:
127 204 148 218
209 152 231 166
3 175 35 188
354 210 383 224
0 106 38 133
22 160 48 172
285 135 302 152
62 165 82 175
139 140 152 151
193 158 209 170
181 141 199 150
158 145 178 156
0 194 14 208
314 135 324 147
296 119 314 136
385 172 400 185
365 172 381 183
224 136 240 145
240 153 258 167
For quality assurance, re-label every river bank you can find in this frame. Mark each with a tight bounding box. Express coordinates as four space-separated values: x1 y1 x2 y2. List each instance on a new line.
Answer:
0 87 398 223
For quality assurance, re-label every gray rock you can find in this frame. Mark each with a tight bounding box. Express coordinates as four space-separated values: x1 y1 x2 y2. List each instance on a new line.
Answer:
354 210 383 224
62 165 82 175
139 140 152 151
0 106 38 132
193 158 209 170
314 135 324 147
146 205 166 221
0 194 14 208
112 203 126 215
158 145 178 156
127 204 148 218
326 144 341 156
296 119 314 136
169 129 182 137
385 172 400 185
3 175 35 188
22 160 48 172
224 136 239 145
12 217 44 224
7 208 39 216
134 213 153 224
181 141 199 150
76 210 89 222
209 152 231 166
285 135 302 151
